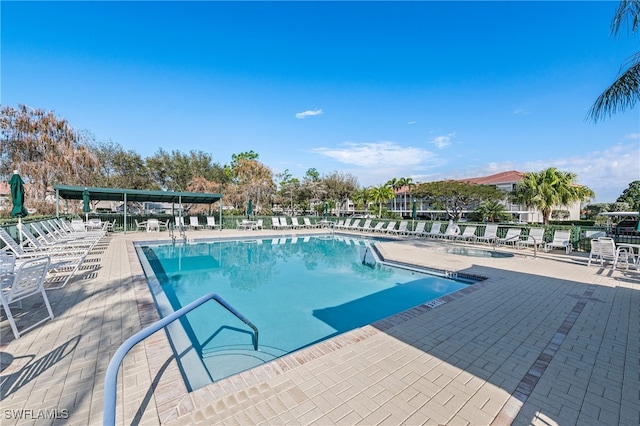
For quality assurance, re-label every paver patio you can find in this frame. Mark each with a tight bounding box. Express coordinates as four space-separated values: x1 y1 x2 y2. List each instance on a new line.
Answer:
1 228 638 425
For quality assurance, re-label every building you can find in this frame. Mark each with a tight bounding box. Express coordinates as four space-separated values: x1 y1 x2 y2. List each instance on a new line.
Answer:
392 170 582 223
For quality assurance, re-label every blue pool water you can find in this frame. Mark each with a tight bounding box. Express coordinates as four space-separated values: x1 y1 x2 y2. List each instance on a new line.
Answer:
138 235 470 390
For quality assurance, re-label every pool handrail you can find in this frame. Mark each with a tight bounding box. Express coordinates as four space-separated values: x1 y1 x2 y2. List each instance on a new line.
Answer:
103 292 259 426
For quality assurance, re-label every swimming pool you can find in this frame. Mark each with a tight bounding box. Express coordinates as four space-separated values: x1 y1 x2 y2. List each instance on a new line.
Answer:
137 235 472 390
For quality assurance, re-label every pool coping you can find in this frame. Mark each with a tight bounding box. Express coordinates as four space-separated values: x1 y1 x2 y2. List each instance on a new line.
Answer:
129 235 493 423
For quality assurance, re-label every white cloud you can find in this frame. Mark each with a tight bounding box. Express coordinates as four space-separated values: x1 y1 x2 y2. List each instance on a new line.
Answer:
311 141 434 167
625 133 639 140
430 132 455 149
513 108 531 115
408 121 417 125
295 109 323 119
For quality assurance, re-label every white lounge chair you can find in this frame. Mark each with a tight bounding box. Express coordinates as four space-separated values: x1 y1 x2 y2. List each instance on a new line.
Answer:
407 221 426 237
206 216 221 230
424 222 443 238
347 219 362 231
254 219 263 230
291 217 302 229
517 228 545 250
174 216 186 231
544 230 572 254
22 226 94 254
495 228 522 247
476 224 499 245
336 219 352 230
304 218 319 229
452 226 477 243
389 221 409 235
381 221 397 234
370 222 385 233
357 219 373 232
279 217 290 229
0 256 55 339
441 222 461 239
189 216 203 230
587 237 629 269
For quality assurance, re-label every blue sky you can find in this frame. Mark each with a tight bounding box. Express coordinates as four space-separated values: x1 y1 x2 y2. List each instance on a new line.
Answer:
2 1 638 203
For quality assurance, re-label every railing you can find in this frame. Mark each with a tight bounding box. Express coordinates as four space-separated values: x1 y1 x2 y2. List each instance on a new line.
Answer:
103 293 258 426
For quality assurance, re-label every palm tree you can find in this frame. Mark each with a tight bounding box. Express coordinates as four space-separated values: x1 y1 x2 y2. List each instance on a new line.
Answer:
474 200 511 223
511 167 595 224
398 177 414 212
369 184 395 218
386 178 399 211
588 0 640 122
352 187 371 212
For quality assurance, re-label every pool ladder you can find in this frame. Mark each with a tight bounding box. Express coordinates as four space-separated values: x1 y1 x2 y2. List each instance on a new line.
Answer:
103 293 259 426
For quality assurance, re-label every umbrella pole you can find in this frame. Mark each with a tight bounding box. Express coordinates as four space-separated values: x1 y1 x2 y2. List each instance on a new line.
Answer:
17 217 23 246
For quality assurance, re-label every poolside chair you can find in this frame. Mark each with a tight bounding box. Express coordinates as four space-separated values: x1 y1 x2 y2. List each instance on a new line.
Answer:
441 222 461 239
30 222 97 249
407 221 426 237
424 222 442 238
370 222 385 233
544 230 572 254
303 218 319 229
381 221 397 234
135 219 148 232
451 226 477 243
174 216 186 231
476 224 499 245
0 256 55 339
336 219 352 230
517 228 545 250
389 221 409 235
587 237 629 269
271 217 281 229
290 217 302 229
279 217 290 229
236 220 250 230
495 228 522 247
189 216 203 230
357 219 373 232
254 219 263 230
23 225 94 254
205 216 221 230
347 219 362 231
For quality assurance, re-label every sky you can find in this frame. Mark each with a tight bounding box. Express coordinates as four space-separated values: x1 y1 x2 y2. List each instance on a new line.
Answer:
2 1 639 203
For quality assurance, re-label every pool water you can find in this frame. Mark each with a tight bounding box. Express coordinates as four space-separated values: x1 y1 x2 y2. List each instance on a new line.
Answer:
139 235 470 390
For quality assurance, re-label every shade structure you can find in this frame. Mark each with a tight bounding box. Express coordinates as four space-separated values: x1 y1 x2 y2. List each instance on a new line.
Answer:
412 200 417 220
10 172 28 218
247 199 253 217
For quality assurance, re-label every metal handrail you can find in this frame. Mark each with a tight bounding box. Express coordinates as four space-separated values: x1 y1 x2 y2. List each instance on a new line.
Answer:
103 292 258 426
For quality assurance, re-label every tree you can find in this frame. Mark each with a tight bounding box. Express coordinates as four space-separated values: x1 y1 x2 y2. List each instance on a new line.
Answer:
386 178 400 211
588 0 640 121
322 171 359 214
616 180 640 209
471 200 511 223
232 158 276 213
510 167 595 225
368 184 394 218
413 180 504 220
397 177 414 211
0 104 100 203
352 187 372 211
146 149 226 192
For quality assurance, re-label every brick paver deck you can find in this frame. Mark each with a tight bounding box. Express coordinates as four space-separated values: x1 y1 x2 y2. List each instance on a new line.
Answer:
1 228 638 425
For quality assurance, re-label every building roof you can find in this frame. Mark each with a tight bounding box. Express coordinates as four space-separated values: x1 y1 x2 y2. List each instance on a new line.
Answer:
53 185 222 204
460 170 526 185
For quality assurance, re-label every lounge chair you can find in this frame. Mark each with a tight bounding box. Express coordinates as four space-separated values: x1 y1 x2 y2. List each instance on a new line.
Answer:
271 217 282 229
424 222 443 238
588 237 629 269
290 217 302 229
236 220 250 230
174 217 186 231
205 216 221 230
381 221 397 234
189 216 203 230
452 226 477 243
304 218 319 229
544 230 572 254
336 219 352 230
407 221 426 237
0 256 55 339
279 217 290 229
441 221 461 239
30 222 97 249
476 224 499 245
357 219 373 232
517 228 545 250
388 221 409 236
254 219 263 230
370 222 385 233
347 219 362 231
495 228 522 247
23 225 94 254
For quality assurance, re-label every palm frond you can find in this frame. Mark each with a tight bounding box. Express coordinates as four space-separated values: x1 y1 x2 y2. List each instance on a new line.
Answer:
588 53 640 122
611 0 640 36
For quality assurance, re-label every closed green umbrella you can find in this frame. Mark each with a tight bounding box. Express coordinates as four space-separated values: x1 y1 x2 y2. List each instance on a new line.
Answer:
83 188 91 221
247 199 253 218
324 202 328 219
10 171 28 245
412 200 417 220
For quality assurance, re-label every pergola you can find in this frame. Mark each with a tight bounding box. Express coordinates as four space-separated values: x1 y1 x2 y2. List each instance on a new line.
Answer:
53 185 223 232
